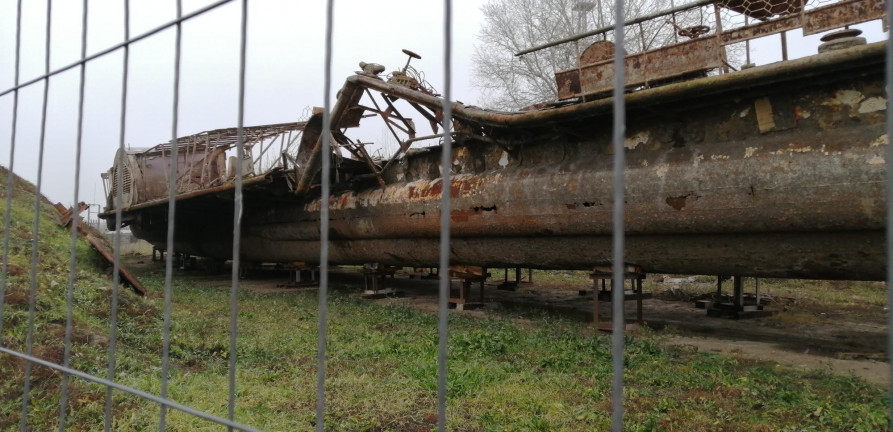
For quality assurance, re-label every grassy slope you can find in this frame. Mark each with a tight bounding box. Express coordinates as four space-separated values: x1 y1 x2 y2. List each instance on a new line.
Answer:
0 165 889 431
0 167 153 431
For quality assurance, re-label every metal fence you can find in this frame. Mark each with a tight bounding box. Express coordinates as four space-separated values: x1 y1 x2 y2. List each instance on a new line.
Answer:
0 0 890 431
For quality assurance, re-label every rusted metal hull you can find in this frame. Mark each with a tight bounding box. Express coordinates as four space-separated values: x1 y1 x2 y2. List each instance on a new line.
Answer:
120 43 887 280
129 223 883 280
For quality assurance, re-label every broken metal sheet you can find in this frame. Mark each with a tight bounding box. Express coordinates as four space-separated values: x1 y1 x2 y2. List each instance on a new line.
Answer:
57 201 89 228
558 37 720 99
753 97 775 133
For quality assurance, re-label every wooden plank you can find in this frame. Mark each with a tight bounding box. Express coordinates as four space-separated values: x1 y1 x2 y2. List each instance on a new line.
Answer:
54 203 147 296
86 234 147 296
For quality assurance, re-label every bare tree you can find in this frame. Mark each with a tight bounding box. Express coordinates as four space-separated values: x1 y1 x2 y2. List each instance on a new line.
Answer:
473 0 708 110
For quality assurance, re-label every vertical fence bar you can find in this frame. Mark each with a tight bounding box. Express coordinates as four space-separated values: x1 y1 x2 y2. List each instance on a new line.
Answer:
886 0 892 423
610 0 626 429
744 15 750 65
437 1 453 430
0 0 235 100
712 3 725 74
316 1 335 431
0 0 23 343
59 0 89 429
104 1 130 429
159 0 184 429
669 0 678 44
228 0 249 429
20 1 53 429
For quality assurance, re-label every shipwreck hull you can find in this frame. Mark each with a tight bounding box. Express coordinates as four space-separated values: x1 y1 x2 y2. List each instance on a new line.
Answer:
122 43 887 280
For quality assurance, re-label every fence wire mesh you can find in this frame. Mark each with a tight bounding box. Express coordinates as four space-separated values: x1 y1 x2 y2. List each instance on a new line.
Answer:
0 0 889 430
0 0 266 430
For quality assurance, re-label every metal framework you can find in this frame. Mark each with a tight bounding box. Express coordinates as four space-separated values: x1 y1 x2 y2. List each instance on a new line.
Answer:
0 1 889 432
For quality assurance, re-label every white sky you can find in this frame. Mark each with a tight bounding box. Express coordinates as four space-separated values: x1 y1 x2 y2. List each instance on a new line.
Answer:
0 0 886 205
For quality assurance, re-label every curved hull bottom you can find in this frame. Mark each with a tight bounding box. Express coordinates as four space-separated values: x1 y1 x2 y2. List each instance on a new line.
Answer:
132 228 883 280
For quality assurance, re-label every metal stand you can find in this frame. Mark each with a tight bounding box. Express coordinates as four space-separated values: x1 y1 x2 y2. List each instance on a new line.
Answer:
176 253 195 270
497 267 523 291
422 267 439 280
590 265 649 331
152 247 165 262
448 266 489 310
361 263 398 298
277 263 319 288
705 275 773 319
408 267 434 279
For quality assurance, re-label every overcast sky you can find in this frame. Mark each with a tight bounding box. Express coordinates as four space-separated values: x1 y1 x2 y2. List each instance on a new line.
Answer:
0 0 886 206
0 0 485 205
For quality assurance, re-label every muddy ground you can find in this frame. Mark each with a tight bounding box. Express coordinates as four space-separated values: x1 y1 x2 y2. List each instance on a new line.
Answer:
128 257 889 387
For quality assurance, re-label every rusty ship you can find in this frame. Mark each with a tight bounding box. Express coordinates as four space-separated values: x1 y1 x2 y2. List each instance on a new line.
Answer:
100 0 888 280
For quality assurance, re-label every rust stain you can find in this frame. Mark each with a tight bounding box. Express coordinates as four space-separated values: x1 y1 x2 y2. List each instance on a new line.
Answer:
451 209 473 223
666 195 688 210
451 205 497 223
427 180 442 198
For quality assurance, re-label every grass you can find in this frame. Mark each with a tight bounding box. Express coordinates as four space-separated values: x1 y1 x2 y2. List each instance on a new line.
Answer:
99 273 891 431
0 167 157 430
0 166 889 431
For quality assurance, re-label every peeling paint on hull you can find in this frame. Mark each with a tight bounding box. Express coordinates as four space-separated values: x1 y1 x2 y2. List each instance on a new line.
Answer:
118 43 888 280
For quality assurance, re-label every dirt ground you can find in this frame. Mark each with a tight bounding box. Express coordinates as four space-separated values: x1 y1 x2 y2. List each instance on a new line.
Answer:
128 257 889 387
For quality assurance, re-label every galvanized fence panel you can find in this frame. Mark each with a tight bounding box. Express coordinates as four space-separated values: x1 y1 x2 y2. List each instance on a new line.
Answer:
0 0 888 431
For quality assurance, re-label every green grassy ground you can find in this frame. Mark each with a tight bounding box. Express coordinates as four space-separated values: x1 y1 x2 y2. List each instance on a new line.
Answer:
0 168 889 431
68 271 893 431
